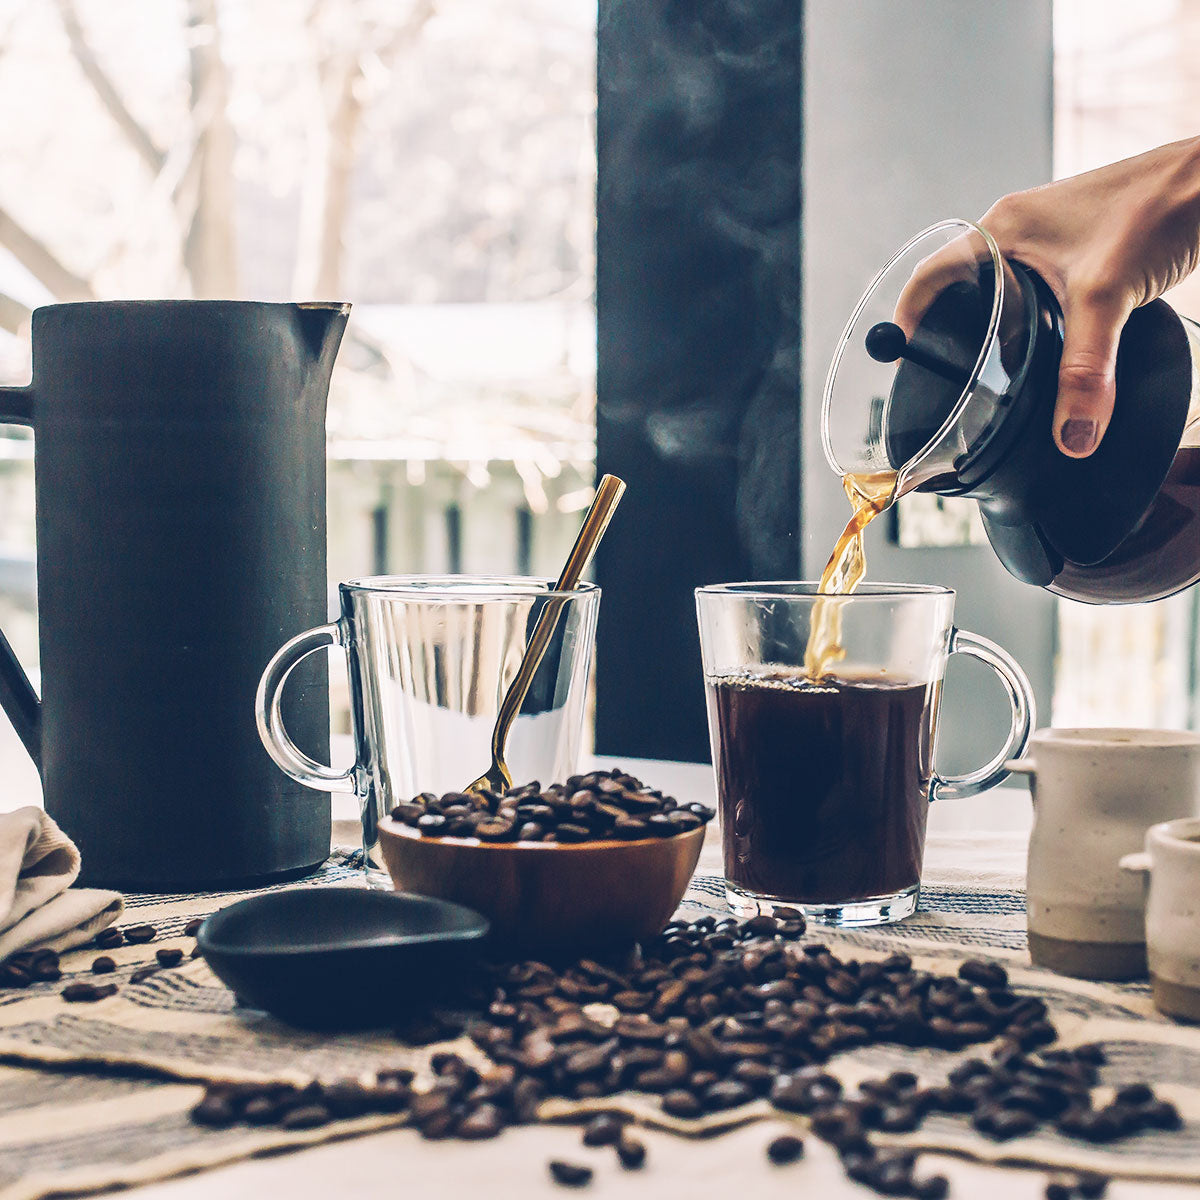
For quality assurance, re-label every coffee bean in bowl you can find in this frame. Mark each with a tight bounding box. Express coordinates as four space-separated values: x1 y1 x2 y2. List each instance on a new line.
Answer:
377 771 711 956
384 773 714 845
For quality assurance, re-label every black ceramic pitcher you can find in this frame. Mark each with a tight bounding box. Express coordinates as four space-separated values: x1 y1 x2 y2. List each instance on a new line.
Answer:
0 300 348 890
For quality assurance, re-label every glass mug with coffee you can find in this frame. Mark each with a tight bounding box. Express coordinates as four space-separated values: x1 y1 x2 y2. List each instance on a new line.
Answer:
696 583 1034 926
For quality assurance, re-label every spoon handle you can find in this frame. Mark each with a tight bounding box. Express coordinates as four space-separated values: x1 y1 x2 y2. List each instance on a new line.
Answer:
488 475 626 767
551 474 627 592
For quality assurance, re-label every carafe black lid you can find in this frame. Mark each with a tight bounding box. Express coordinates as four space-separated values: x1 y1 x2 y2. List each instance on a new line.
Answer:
822 220 1037 493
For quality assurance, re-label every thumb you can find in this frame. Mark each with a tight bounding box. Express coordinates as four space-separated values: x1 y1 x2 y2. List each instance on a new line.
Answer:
1053 291 1130 458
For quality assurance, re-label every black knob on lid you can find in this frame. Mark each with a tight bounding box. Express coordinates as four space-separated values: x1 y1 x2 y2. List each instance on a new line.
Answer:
865 320 971 388
864 321 908 363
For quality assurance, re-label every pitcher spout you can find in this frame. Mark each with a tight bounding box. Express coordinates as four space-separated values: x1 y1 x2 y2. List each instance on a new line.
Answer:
294 301 351 365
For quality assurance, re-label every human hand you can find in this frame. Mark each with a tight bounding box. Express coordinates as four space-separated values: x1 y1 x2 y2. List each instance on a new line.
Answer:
900 136 1200 457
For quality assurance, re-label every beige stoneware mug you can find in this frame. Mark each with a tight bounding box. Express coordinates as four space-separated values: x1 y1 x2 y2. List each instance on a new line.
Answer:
1008 728 1200 981
1121 818 1200 1022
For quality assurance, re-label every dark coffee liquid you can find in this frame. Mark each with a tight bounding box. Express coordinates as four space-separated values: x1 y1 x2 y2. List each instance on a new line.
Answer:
1051 445 1200 604
708 670 935 904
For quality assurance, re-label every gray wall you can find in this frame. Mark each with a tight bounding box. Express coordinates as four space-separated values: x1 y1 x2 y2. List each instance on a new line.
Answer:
801 0 1056 775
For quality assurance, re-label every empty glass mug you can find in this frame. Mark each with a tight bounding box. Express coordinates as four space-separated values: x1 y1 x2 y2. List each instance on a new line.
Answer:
696 583 1034 926
257 576 600 881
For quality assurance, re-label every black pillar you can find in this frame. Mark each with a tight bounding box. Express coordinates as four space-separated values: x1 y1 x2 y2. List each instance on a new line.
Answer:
595 0 802 762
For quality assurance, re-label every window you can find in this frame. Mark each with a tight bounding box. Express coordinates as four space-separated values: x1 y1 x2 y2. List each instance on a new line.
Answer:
0 0 597 795
1052 0 1200 728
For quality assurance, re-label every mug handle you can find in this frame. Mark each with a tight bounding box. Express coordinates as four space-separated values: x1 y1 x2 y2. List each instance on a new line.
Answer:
255 621 356 793
930 627 1035 802
1119 851 1152 876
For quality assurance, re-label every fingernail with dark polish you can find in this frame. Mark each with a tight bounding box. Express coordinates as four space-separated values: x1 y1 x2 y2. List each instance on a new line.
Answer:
1060 419 1097 455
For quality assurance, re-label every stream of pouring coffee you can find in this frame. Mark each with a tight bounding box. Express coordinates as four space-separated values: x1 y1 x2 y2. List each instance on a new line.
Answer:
803 470 899 679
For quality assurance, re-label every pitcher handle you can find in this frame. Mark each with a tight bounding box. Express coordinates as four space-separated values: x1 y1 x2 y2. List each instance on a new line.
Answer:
930 627 1035 801
255 621 356 792
0 385 40 766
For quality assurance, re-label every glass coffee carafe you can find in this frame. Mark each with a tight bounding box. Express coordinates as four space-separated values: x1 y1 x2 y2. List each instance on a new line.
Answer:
822 219 1200 604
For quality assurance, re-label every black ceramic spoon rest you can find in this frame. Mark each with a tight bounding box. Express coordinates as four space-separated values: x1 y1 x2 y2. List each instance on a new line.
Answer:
196 887 489 1029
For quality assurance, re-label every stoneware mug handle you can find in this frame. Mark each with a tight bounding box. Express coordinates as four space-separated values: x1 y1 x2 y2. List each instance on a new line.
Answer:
1119 851 1152 876
255 622 357 793
930 627 1035 802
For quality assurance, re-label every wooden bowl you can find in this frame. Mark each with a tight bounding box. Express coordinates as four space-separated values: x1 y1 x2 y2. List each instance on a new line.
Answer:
376 819 705 957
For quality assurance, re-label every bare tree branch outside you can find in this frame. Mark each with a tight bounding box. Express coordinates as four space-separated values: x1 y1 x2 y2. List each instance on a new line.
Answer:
0 0 599 734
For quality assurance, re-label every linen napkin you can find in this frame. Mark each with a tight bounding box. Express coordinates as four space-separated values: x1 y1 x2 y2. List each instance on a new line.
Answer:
0 807 122 961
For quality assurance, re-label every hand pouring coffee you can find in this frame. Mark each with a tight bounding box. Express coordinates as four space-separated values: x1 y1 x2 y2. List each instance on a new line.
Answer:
821 218 1200 605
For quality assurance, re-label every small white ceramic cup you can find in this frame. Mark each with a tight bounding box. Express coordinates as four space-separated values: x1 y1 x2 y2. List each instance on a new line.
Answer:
1121 818 1200 1022
1008 728 1200 981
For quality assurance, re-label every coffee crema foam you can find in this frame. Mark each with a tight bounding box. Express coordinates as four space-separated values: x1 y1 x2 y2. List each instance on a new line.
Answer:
709 668 920 695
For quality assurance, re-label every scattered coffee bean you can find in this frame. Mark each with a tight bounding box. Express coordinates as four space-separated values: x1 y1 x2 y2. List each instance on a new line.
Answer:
1075 1171 1110 1198
661 1089 703 1119
124 924 157 944
156 948 184 968
62 982 118 1003
770 1074 816 1113
458 1103 504 1139
0 948 64 990
1115 1083 1153 1106
878 1104 920 1133
704 1080 753 1110
241 1095 282 1125
190 1095 236 1127
766 1133 805 1164
184 918 204 937
914 1175 950 1200
974 1104 1039 1140
874 1155 915 1195
94 927 123 949
548 1160 593 1188
581 1114 625 1146
615 1132 646 1169
743 915 779 937
388 770 715 845
91 956 116 974
1045 1181 1074 1200
0 961 30 989
959 959 1008 988
1141 1098 1182 1130
177 911 1183 1200
280 1104 331 1130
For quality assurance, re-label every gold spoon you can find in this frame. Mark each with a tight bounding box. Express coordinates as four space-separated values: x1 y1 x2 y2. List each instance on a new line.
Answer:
466 474 626 795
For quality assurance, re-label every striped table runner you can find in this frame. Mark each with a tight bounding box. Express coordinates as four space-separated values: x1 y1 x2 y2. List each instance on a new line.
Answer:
1 850 1198 1200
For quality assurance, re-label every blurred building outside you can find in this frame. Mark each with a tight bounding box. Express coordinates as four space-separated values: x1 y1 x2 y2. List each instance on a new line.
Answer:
3 1 1200 797
0 0 597 748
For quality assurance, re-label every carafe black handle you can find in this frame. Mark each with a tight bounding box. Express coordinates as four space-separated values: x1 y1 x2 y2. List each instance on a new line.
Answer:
0 384 40 768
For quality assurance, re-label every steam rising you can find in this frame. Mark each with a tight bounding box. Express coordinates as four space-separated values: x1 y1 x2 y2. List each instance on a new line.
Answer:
599 0 800 573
